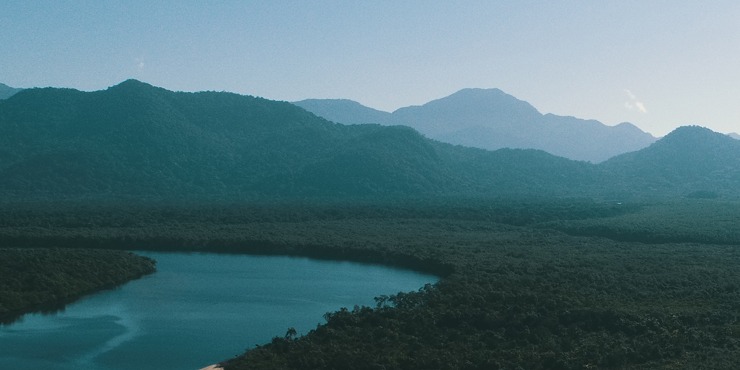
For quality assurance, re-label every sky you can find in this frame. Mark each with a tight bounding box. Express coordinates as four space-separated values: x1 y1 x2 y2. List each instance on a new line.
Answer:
1 1 739 137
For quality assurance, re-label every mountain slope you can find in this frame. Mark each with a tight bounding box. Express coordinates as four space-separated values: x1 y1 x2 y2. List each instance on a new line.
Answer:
2 81 738 201
729 132 740 140
0 83 21 100
600 126 740 196
0 80 601 200
293 99 395 125
295 88 656 162
0 80 360 198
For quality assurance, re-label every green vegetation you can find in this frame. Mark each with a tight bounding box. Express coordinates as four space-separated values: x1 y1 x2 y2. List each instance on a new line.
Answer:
2 82 739 202
2 198 740 368
3 81 740 367
0 248 155 323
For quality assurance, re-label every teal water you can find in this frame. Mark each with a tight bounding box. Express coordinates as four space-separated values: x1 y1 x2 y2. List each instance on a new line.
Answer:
0 252 437 370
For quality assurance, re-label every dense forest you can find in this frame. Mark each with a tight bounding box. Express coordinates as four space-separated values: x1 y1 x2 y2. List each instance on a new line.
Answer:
2 198 740 368
0 248 155 324
3 81 740 368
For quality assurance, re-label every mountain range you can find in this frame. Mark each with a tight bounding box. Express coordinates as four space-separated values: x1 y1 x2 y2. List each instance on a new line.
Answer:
0 83 21 100
0 80 738 201
295 88 657 163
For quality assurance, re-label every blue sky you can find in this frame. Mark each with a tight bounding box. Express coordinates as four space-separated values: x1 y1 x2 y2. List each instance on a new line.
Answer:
2 1 739 136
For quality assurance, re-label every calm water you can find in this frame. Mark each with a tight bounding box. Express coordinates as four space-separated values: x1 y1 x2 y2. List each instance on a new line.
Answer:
0 252 437 370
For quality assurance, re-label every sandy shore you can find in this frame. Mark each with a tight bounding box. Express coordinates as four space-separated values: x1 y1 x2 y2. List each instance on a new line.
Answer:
199 365 223 370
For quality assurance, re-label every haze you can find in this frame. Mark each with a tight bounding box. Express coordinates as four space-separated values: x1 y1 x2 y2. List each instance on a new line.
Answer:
2 1 739 136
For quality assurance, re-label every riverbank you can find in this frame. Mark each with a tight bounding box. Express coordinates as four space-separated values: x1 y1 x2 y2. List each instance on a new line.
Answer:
1 252 435 369
0 248 156 324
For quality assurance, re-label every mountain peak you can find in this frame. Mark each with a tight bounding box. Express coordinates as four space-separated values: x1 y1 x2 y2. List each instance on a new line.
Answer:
450 87 506 97
660 125 727 144
108 79 158 91
642 126 738 157
432 87 538 112
605 125 739 167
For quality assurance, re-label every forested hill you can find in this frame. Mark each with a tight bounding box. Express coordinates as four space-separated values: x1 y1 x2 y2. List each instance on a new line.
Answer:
0 80 597 201
599 125 740 197
0 80 738 201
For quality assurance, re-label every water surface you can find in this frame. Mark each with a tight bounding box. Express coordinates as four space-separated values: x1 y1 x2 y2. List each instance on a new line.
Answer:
0 252 437 370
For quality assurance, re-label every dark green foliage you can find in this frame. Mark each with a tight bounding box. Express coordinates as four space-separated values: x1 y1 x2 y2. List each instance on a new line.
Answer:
3 199 740 368
204 199 740 369
600 126 740 197
0 248 155 323
543 199 740 245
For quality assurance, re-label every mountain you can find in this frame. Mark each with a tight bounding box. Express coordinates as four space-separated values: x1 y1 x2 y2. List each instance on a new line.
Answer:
1 80 738 201
295 88 656 163
0 83 21 100
293 99 395 126
0 80 597 201
729 132 740 140
600 126 740 197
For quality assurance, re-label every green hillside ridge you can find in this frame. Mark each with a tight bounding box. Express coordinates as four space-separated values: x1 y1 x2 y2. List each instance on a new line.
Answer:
0 80 738 201
600 125 740 196
0 80 601 200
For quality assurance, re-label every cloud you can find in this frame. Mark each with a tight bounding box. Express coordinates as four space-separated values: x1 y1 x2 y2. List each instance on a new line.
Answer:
624 89 647 113
135 57 145 70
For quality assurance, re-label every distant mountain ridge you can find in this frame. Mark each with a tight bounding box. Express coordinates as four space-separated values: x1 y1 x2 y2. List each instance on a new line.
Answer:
294 88 656 163
0 83 21 100
0 80 738 201
729 132 740 140
0 80 599 200
293 99 395 126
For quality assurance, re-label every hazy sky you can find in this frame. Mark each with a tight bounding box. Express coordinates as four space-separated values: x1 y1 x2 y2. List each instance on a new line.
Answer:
2 1 739 136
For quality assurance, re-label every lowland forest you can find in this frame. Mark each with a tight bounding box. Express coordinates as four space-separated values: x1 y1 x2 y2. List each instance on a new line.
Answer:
2 81 740 368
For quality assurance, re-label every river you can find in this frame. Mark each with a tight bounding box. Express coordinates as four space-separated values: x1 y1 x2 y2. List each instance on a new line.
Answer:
0 252 438 370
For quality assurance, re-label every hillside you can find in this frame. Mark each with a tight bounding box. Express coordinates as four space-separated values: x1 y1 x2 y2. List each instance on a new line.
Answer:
295 88 656 163
1 81 739 201
600 125 740 197
0 80 598 201
0 83 21 100
293 99 395 125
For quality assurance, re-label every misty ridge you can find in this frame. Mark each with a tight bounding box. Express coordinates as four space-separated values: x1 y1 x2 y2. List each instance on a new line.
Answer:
1 79 739 201
295 88 657 163
0 83 21 100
